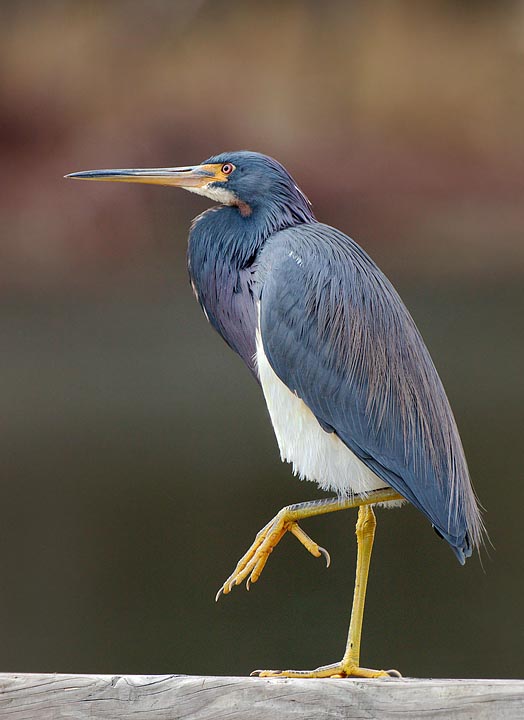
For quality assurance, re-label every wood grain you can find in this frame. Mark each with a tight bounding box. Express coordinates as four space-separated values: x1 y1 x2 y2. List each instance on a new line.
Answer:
0 674 523 719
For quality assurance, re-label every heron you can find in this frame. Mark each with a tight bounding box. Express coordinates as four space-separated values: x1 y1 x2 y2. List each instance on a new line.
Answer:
66 151 483 679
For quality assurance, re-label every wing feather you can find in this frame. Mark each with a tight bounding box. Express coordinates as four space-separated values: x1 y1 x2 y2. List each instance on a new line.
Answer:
258 223 483 562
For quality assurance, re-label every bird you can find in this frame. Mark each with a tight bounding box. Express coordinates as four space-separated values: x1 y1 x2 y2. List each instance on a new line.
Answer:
66 151 484 679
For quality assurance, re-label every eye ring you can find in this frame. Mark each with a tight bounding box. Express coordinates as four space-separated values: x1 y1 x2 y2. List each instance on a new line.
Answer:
221 163 234 175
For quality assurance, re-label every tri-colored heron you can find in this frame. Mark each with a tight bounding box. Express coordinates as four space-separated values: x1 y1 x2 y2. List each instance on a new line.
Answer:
66 151 483 678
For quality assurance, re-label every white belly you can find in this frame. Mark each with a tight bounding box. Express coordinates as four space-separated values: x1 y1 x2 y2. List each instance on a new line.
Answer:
256 329 390 498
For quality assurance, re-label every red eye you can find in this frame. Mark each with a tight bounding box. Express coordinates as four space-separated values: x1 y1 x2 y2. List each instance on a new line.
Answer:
221 163 234 175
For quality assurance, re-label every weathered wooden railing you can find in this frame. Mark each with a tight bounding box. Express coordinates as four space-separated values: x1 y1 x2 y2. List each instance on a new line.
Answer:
0 673 522 719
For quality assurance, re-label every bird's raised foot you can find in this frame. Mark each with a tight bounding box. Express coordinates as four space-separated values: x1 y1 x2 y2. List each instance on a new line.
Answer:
215 508 330 601
251 661 402 679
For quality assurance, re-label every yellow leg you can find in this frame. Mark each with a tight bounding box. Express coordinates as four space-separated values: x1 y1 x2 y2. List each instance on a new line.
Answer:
343 505 377 671
254 505 401 678
216 488 403 679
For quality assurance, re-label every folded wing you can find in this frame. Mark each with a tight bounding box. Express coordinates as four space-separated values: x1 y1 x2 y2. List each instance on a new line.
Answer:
258 223 482 562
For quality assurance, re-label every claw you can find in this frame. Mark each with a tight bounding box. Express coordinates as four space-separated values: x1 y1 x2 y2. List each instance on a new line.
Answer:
318 545 331 568
250 669 283 677
386 669 402 678
215 587 223 603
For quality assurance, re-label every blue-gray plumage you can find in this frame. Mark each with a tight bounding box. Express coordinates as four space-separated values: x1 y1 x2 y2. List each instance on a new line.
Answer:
187 151 482 562
187 154 314 374
67 150 484 678
258 225 478 560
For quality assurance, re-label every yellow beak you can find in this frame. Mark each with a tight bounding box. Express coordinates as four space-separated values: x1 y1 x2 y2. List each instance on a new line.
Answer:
65 163 227 188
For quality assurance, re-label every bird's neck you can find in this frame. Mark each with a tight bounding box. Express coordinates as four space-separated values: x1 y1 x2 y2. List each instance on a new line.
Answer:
189 205 261 271
189 200 314 270
187 202 314 373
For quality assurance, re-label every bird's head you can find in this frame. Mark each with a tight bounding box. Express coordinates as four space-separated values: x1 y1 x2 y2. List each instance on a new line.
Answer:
66 150 314 224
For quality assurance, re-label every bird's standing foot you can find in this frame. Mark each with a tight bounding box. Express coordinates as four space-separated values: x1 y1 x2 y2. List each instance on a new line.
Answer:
216 507 330 600
251 661 401 679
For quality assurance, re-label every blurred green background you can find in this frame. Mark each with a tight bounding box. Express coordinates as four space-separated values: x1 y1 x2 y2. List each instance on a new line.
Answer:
0 0 523 679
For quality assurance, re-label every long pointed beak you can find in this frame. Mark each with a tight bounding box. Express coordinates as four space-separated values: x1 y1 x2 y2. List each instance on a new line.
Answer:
65 164 219 188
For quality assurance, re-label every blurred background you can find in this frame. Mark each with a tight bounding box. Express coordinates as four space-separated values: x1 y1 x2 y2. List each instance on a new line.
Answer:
0 0 522 679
